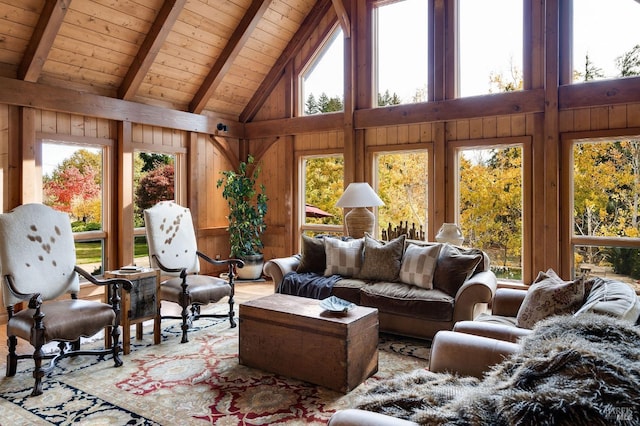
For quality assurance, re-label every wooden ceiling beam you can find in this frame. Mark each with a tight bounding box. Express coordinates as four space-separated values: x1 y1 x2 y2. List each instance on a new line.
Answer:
331 0 351 38
190 0 272 114
118 0 186 100
240 0 335 123
18 0 70 82
190 0 273 114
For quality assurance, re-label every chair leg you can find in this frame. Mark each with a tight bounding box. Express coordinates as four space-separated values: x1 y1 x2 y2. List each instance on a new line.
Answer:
6 335 17 376
31 341 45 396
228 297 236 328
111 325 123 367
180 304 190 343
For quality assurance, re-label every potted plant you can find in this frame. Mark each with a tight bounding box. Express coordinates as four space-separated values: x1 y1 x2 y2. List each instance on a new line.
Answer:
217 155 268 280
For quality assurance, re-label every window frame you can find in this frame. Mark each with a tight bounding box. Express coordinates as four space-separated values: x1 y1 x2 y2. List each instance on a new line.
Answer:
37 134 113 275
370 144 433 240
448 136 533 283
561 128 640 279
296 150 345 239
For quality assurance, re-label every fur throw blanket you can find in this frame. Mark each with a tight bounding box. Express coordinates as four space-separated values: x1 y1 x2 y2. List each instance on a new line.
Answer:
357 314 640 425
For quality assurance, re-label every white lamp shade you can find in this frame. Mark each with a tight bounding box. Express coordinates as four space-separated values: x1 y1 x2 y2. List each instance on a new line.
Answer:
335 183 384 208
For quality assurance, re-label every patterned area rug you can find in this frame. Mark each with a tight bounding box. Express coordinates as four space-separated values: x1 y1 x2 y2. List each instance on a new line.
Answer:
0 317 430 425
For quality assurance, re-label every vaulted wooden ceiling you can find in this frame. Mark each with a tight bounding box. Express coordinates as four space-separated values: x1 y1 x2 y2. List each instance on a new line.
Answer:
0 0 341 123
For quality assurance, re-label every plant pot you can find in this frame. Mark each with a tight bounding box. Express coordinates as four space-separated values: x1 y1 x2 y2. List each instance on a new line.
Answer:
237 254 264 280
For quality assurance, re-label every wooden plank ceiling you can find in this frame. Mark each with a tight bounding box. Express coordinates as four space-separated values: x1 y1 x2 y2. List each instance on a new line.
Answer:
0 0 335 122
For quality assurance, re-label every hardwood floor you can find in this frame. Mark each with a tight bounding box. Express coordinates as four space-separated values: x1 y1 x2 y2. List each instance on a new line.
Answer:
0 280 275 362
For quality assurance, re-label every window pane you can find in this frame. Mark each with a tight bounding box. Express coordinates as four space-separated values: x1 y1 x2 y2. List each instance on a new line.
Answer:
42 142 104 272
133 151 176 266
375 0 428 105
375 151 428 240
301 29 344 115
573 0 640 82
573 138 640 239
574 245 639 293
458 147 523 281
303 155 343 226
459 0 523 97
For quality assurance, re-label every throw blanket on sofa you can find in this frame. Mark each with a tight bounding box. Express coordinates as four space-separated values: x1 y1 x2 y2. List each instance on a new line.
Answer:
277 271 341 299
356 313 640 425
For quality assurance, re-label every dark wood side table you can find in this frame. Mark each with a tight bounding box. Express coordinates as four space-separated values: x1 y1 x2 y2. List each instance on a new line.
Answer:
104 268 161 354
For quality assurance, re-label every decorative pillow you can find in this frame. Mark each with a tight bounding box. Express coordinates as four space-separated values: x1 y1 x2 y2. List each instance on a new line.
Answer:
516 268 585 329
296 235 326 274
398 243 442 289
324 237 364 277
433 244 484 297
357 234 406 282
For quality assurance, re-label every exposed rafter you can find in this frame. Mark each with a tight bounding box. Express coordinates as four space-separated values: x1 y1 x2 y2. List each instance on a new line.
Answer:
118 0 186 100
331 0 351 38
240 0 335 123
190 0 273 114
18 0 70 82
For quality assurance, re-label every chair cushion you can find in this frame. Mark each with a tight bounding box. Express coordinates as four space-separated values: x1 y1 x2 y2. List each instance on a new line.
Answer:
8 299 115 343
516 268 584 329
576 277 640 322
360 281 454 322
357 234 406 282
161 275 231 305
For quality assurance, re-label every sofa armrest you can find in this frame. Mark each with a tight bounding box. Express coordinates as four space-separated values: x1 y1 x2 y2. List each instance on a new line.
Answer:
429 330 519 378
492 288 527 317
328 409 418 426
262 255 301 290
453 319 532 343
452 270 498 323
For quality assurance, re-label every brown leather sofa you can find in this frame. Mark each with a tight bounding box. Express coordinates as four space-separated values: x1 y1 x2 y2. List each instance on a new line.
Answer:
263 239 498 340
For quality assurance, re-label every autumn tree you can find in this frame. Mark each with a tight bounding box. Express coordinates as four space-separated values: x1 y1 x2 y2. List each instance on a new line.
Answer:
135 163 175 216
43 165 101 220
376 152 428 233
304 156 344 225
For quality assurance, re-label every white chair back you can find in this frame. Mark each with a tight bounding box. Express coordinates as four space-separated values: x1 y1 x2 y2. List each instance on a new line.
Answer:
0 203 79 306
144 201 200 276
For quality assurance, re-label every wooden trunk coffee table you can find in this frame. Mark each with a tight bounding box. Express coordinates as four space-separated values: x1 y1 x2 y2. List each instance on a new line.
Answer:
239 293 379 393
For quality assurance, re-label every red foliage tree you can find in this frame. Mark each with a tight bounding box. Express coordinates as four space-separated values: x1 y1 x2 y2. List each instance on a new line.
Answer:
135 164 175 215
43 165 100 215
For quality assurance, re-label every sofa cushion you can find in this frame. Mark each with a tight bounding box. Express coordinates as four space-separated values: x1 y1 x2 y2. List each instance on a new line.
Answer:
324 237 364 277
516 268 585 329
575 277 640 322
360 281 454 322
433 244 483 297
296 235 326 274
357 234 406 282
399 243 441 289
332 278 369 304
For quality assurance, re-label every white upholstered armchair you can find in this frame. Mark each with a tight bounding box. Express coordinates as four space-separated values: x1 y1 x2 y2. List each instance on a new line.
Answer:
144 201 244 343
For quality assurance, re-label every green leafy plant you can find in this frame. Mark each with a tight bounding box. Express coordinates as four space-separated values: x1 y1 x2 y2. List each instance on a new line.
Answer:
216 155 268 258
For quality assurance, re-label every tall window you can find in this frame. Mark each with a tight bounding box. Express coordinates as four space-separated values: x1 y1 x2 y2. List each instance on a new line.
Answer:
457 145 524 281
133 151 176 266
300 155 344 235
42 141 105 274
458 0 523 97
569 135 640 293
374 0 428 105
375 150 428 240
301 28 344 115
572 0 640 82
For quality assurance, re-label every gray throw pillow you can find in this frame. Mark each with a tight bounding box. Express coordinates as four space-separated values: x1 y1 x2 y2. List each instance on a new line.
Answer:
433 243 483 297
296 235 326 274
357 234 406 282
